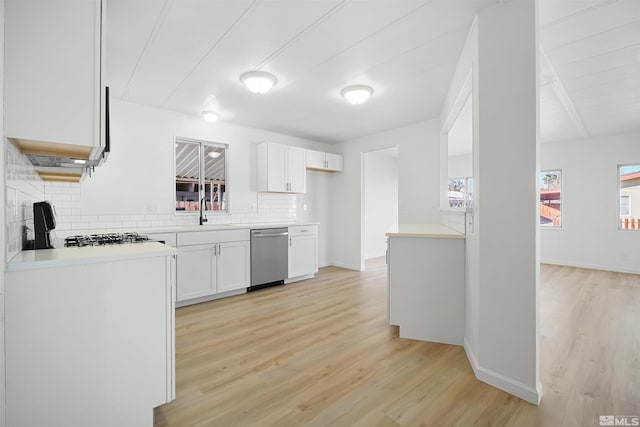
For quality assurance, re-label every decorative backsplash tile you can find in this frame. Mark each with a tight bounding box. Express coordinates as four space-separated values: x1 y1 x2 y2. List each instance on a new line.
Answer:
5 139 298 259
43 182 297 233
5 140 44 260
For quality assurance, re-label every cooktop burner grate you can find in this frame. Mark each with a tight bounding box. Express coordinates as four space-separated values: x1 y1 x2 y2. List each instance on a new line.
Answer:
64 232 151 247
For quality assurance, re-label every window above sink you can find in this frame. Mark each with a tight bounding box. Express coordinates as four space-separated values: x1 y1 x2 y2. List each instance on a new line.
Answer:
175 137 228 214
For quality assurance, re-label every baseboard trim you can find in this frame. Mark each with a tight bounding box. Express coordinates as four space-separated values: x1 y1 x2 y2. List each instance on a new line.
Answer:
285 274 314 284
463 337 542 405
176 288 246 308
329 261 364 271
540 259 640 275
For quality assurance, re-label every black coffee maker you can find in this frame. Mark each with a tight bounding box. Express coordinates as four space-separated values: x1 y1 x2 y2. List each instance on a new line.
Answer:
33 201 56 249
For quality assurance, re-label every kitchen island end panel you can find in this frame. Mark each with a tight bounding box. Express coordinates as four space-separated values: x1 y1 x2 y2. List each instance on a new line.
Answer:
5 254 175 427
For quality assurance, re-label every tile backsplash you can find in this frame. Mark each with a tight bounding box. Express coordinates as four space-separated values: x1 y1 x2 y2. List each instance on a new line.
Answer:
43 184 296 237
5 140 297 259
6 140 45 260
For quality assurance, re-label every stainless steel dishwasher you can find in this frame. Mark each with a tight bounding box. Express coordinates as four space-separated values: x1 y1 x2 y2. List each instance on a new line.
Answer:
250 228 288 290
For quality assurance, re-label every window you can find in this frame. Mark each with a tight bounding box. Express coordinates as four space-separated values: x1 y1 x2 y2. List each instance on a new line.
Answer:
448 177 473 208
175 138 227 213
619 164 640 230
540 170 561 227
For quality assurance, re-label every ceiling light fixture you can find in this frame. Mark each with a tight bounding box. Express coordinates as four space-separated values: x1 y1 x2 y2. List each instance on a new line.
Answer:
73 159 87 165
201 110 219 123
208 151 221 159
240 71 277 94
341 84 374 105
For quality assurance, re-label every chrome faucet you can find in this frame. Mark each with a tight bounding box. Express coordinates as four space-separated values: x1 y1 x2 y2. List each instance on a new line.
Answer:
199 198 208 225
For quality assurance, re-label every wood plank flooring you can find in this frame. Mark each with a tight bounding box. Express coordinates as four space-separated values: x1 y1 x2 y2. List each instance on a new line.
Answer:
154 259 640 427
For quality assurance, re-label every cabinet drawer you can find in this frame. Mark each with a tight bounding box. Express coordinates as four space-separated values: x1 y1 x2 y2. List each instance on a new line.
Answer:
177 229 250 246
288 225 317 237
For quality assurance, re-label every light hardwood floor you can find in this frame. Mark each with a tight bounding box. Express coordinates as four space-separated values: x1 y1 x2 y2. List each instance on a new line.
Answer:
154 259 640 427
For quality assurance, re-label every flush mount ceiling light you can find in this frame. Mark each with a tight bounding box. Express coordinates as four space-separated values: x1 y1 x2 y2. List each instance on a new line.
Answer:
201 110 219 123
73 159 87 165
341 84 374 105
208 151 221 159
240 71 278 94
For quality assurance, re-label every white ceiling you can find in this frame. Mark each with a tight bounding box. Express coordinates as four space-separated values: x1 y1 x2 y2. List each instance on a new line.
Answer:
107 0 640 144
107 0 498 143
538 0 640 142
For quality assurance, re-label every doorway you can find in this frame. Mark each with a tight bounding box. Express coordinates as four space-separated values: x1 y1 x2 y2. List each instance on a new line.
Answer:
363 147 399 261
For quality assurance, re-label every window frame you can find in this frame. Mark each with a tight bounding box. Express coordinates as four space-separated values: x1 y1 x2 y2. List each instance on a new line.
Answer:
174 136 229 215
617 163 640 231
539 169 563 229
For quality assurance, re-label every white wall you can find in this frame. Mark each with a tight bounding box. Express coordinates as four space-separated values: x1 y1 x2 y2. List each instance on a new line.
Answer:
475 1 539 404
364 149 398 259
297 171 332 267
541 132 640 274
46 99 334 265
448 153 472 179
441 0 540 404
331 119 441 270
0 0 6 423
83 99 331 215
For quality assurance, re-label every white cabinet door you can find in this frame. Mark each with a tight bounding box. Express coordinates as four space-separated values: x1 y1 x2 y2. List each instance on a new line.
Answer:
217 241 250 293
257 142 306 193
257 142 287 192
306 149 325 169
5 0 105 158
176 244 217 301
304 150 343 172
288 146 307 193
325 153 343 172
288 235 317 279
267 143 288 192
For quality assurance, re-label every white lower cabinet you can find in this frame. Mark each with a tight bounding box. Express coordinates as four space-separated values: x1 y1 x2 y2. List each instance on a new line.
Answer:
177 244 217 301
176 230 250 305
387 235 465 345
5 255 175 427
217 241 250 293
288 225 318 280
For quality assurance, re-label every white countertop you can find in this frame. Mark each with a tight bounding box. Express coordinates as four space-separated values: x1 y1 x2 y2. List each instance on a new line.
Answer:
228 222 319 229
54 222 319 238
7 242 178 272
386 224 465 239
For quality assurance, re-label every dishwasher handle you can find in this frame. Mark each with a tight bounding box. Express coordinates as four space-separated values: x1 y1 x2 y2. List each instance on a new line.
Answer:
251 231 289 237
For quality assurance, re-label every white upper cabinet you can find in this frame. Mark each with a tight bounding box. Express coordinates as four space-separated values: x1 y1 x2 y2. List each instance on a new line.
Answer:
306 150 326 170
257 142 307 193
5 0 106 160
305 149 343 172
325 153 343 171
288 146 307 193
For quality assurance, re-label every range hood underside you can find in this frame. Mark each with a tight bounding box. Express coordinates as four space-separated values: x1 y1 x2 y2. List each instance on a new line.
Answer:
10 137 92 159
10 138 94 183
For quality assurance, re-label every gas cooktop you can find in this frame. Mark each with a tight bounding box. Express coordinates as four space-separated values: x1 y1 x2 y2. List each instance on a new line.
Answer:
64 233 151 247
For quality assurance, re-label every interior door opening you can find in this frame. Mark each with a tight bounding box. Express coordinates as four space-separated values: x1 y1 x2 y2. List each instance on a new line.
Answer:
363 147 399 266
